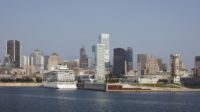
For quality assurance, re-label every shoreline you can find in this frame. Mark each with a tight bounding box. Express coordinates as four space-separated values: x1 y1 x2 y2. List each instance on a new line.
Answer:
0 83 42 87
0 83 200 92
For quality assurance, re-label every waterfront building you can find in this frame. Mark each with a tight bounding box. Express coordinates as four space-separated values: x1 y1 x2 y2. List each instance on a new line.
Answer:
157 58 168 72
113 48 126 77
66 59 79 70
170 54 182 83
137 54 147 75
162 63 168 72
79 46 88 69
92 45 96 68
126 47 133 73
94 44 106 82
99 33 110 68
157 58 163 71
194 56 200 77
20 56 29 69
146 55 159 75
30 49 44 72
48 53 61 71
44 55 49 70
113 47 134 76
7 40 20 68
20 55 32 74
87 57 93 69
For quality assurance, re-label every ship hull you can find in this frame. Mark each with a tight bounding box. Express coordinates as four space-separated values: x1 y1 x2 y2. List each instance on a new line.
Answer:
43 82 77 89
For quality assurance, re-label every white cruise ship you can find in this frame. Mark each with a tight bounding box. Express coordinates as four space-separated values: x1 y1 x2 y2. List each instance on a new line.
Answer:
43 65 77 89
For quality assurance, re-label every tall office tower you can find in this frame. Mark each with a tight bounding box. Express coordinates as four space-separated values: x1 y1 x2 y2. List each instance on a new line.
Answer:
44 56 49 70
7 40 20 68
94 44 105 82
79 46 88 69
126 47 133 73
48 53 61 71
113 48 126 77
20 55 33 74
146 55 159 75
170 54 182 83
30 49 44 72
162 63 168 72
195 56 200 77
99 33 110 68
92 45 96 68
137 54 147 75
157 58 163 71
20 55 30 68
87 57 93 69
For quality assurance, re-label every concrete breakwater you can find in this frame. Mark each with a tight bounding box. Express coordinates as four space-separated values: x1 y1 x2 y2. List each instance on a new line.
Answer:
0 83 42 87
78 83 200 92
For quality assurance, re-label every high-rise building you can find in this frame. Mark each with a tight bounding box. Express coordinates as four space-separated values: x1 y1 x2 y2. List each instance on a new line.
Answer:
146 55 159 75
20 55 35 75
92 45 96 68
94 44 105 82
44 56 49 70
79 46 88 69
157 58 167 72
30 49 44 72
87 57 93 69
7 40 20 68
162 63 168 72
66 59 79 70
20 55 30 69
195 56 200 68
170 54 181 83
126 47 133 73
48 53 61 71
113 48 126 77
137 54 147 75
99 33 110 68
157 58 163 71
195 56 200 77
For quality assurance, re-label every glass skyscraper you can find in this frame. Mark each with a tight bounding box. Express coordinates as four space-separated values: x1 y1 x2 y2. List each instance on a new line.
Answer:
7 40 20 68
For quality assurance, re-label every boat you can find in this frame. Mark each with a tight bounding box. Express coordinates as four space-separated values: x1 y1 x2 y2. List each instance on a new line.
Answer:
43 65 77 89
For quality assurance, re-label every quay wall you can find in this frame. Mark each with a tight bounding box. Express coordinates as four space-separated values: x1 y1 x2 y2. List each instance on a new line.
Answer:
0 83 42 87
81 83 106 91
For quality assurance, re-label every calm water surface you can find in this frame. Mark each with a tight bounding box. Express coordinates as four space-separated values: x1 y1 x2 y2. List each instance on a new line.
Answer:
0 87 200 112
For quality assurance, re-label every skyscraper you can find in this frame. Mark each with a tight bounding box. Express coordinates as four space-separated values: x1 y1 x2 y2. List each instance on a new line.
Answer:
126 47 133 73
146 55 159 75
137 54 147 75
48 53 61 71
20 55 30 69
7 40 20 68
170 54 181 83
30 49 44 72
94 44 105 82
44 55 49 70
113 48 126 77
157 58 168 72
99 33 110 68
157 58 163 71
195 56 200 68
79 46 88 69
195 56 200 77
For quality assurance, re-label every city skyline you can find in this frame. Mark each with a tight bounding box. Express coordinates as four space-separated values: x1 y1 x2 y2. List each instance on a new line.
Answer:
0 0 200 70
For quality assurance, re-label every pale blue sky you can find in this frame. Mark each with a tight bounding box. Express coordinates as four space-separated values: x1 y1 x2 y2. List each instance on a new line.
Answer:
0 0 200 70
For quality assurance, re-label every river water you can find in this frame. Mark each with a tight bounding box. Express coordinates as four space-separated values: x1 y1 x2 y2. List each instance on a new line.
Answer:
0 87 200 112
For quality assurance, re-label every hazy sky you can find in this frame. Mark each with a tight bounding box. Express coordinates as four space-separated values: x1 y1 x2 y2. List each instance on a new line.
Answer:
0 0 200 70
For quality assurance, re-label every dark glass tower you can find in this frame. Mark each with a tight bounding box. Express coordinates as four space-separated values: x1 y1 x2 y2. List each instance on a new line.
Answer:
79 46 88 69
7 40 20 68
126 47 133 72
137 54 147 75
113 48 126 77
